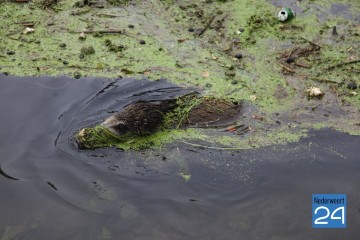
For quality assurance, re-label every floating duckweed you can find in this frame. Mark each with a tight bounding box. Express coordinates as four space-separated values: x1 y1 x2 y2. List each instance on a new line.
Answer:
81 46 95 55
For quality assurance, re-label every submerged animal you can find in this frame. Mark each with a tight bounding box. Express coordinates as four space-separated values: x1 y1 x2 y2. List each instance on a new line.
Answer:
101 100 176 136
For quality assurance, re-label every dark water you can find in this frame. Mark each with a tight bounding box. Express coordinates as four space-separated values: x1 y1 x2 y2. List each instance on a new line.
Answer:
0 75 360 240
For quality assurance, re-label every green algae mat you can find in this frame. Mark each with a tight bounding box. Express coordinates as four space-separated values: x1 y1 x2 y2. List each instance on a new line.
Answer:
0 0 359 149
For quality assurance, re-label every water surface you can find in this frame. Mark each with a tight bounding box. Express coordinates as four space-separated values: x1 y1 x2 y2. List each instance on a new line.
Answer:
0 75 359 240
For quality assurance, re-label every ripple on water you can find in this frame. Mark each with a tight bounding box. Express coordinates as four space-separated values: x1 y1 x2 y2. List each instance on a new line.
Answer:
0 75 360 239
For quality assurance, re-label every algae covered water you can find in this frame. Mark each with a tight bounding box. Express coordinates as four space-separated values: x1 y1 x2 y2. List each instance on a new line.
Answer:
0 75 360 239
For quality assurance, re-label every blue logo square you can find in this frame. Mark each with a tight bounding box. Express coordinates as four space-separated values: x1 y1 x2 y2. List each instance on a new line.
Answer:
312 194 346 228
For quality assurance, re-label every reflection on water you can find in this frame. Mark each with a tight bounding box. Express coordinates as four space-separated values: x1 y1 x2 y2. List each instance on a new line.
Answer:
0 75 359 240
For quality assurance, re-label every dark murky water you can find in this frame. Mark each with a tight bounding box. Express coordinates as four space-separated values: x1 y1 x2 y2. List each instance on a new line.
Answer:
0 75 360 240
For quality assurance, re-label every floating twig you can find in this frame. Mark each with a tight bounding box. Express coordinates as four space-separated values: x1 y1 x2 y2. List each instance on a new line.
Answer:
277 63 295 73
71 8 91 16
300 37 322 48
295 61 310 68
299 74 339 84
330 85 339 97
15 21 36 27
287 43 298 58
196 15 216 37
182 141 244 150
325 59 360 71
97 13 128 18
73 30 123 34
72 29 142 41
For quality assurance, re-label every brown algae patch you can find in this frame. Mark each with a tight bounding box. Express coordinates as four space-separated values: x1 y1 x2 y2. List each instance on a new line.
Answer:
0 0 359 149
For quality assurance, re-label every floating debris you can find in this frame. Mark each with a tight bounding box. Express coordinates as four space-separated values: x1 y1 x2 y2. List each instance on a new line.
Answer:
286 57 295 64
34 0 58 8
277 8 296 22
350 91 357 96
249 95 257 101
104 39 124 52
73 71 82 79
306 87 324 98
202 71 210 78
179 172 191 182
23 27 35 35
81 46 95 55
347 82 357 90
78 32 86 40
235 53 243 59
332 26 338 36
225 70 236 77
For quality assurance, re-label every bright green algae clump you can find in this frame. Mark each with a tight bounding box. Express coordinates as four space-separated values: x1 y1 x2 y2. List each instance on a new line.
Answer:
1 0 359 149
76 125 199 150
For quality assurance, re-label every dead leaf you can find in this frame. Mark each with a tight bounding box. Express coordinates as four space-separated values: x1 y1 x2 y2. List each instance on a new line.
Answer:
178 38 188 43
295 60 311 68
23 27 35 34
202 71 210 78
120 68 134 74
252 114 265 121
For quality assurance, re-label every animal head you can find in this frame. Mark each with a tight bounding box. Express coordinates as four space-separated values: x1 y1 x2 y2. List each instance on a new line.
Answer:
101 117 128 135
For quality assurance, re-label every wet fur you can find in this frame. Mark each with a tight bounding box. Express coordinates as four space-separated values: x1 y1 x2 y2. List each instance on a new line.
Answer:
101 100 176 136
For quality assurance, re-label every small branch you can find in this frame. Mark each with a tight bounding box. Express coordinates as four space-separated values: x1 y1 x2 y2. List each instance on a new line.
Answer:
299 74 339 84
325 59 360 71
287 43 298 58
300 37 322 48
72 29 141 41
277 63 295 73
196 15 216 37
190 119 232 128
73 30 123 34
71 9 91 16
182 141 244 150
97 13 128 18
294 61 310 68
15 21 36 27
330 85 339 97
